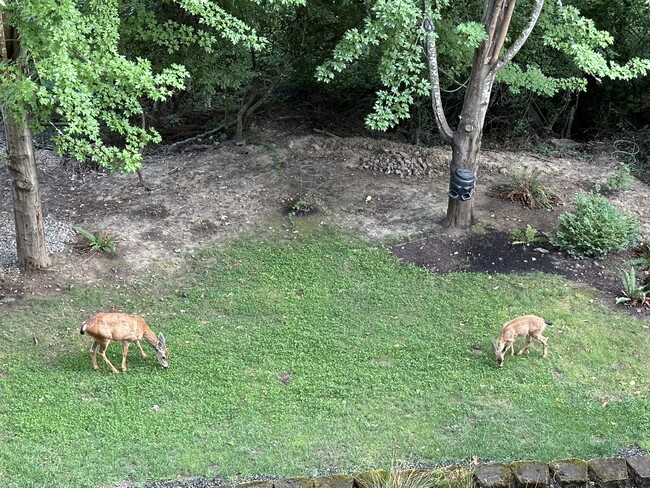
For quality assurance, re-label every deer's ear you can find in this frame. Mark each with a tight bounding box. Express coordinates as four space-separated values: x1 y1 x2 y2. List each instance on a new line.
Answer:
158 333 166 346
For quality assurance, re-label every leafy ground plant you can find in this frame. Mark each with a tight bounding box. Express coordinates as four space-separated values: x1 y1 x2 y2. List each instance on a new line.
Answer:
280 191 329 216
616 267 650 309
0 230 648 488
497 168 560 209
509 225 542 247
73 226 117 253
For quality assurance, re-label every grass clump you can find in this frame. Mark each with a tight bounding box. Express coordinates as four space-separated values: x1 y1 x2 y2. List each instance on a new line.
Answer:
548 191 640 258
356 459 471 488
498 168 560 209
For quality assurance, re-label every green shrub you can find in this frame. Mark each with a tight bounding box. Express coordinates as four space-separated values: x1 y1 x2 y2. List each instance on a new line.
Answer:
624 236 650 268
604 164 634 192
548 191 640 258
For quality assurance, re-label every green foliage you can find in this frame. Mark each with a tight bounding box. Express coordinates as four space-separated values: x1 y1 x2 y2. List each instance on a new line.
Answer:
542 4 650 82
73 226 117 253
509 225 542 247
604 164 634 192
316 0 431 131
316 0 650 135
498 168 560 209
120 0 325 127
616 267 649 308
549 191 640 259
1 0 189 172
496 63 586 96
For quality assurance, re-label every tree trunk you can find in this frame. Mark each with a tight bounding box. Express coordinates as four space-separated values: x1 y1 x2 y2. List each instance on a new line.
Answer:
429 0 545 229
442 62 496 228
2 108 51 271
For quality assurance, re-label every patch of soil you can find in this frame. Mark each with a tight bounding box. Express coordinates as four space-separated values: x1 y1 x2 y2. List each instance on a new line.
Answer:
0 107 649 320
391 229 643 306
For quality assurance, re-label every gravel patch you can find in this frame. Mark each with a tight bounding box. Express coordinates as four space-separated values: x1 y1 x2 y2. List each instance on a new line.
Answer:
0 213 76 272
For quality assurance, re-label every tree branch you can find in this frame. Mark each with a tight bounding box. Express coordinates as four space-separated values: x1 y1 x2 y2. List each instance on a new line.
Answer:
423 17 453 145
489 0 516 64
496 0 545 70
0 11 9 63
485 0 505 49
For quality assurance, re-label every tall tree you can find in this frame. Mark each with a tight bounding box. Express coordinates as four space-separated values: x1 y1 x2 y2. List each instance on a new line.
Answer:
1 0 303 271
0 0 187 270
317 0 650 228
1 10 50 269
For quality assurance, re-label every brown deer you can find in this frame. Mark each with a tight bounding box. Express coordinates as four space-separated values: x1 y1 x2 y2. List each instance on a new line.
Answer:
80 312 168 372
493 315 550 367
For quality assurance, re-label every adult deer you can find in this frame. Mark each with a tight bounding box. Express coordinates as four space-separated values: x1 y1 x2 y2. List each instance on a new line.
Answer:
80 312 168 372
493 315 550 367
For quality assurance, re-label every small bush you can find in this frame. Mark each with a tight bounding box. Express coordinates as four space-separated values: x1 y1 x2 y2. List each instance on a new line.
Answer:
548 191 640 258
280 191 329 217
604 164 634 192
498 168 560 209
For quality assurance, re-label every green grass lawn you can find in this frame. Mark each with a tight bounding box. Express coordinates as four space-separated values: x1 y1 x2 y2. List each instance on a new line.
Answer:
0 228 648 488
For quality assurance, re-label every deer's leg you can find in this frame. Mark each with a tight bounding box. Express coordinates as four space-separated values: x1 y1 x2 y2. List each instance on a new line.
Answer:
135 340 147 358
517 336 532 355
534 334 548 357
98 341 119 373
90 341 100 370
506 341 515 355
121 341 131 372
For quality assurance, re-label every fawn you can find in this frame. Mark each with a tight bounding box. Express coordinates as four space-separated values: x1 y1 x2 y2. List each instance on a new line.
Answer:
80 312 168 372
493 315 550 367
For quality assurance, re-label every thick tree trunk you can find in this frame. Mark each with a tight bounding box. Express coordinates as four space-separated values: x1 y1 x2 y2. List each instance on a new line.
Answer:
2 108 51 270
442 63 495 228
431 0 544 229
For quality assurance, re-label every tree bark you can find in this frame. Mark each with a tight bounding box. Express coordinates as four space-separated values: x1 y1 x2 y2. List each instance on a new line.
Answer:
2 108 51 271
443 70 496 227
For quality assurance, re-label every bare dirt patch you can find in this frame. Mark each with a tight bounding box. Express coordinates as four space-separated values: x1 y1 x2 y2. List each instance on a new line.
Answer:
0 113 649 315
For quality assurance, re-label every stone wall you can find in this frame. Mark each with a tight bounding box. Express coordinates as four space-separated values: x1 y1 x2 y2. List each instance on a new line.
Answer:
220 456 650 488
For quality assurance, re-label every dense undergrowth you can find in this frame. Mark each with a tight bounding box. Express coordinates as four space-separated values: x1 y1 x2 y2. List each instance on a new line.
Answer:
0 228 648 488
